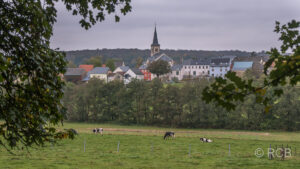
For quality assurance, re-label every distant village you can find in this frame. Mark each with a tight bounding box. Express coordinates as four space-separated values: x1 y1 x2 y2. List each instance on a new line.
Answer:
64 26 270 84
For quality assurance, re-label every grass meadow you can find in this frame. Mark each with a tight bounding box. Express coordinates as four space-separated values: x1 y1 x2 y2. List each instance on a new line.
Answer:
1 122 300 169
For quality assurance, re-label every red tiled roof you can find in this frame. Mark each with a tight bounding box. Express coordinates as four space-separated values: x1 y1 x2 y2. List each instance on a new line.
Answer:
79 65 94 72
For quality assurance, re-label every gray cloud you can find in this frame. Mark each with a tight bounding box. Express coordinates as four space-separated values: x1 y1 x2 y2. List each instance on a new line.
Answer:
50 0 300 51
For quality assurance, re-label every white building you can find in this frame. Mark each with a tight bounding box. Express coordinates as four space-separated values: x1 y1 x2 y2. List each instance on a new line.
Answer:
88 67 110 82
170 64 183 80
110 63 144 84
209 58 232 77
181 59 210 79
113 64 130 74
124 68 144 84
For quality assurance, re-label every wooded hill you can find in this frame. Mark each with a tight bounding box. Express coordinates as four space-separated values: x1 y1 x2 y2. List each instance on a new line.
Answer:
65 49 261 67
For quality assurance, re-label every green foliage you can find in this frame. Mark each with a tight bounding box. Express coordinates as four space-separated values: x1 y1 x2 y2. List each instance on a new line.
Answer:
171 77 180 83
243 68 264 79
105 59 116 71
67 61 77 68
203 20 300 112
63 78 300 131
63 0 132 29
63 79 125 122
136 56 143 68
0 0 132 150
148 60 171 78
83 55 102 67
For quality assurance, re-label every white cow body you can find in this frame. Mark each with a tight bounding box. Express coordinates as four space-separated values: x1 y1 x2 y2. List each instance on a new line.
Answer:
200 137 213 143
98 128 103 135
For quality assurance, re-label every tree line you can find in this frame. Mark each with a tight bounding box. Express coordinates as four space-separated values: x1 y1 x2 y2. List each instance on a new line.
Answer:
63 70 300 131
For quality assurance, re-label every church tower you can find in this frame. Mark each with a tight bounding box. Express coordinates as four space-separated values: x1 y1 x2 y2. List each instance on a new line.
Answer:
151 25 160 56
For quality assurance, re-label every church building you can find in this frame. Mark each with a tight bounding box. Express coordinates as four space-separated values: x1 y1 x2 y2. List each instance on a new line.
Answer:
139 26 174 80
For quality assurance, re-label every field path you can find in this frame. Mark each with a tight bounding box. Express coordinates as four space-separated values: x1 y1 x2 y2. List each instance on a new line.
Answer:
76 127 276 140
92 128 270 136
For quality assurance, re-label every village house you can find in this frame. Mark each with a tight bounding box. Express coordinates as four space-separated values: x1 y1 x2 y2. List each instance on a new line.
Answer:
86 67 110 82
64 68 86 83
111 62 144 84
181 59 210 79
170 64 183 80
113 64 130 74
124 68 144 84
209 58 232 78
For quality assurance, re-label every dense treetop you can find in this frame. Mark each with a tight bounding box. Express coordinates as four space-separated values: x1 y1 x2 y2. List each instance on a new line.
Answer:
0 0 132 150
148 60 171 78
63 77 300 131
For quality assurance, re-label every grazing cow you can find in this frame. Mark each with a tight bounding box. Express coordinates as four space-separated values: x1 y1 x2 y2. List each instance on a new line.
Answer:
164 131 175 140
93 128 97 134
97 128 103 136
200 137 206 142
200 137 213 143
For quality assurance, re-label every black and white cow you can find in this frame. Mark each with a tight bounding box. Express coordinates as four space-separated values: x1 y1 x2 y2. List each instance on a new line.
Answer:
164 131 175 140
200 137 213 143
93 128 103 135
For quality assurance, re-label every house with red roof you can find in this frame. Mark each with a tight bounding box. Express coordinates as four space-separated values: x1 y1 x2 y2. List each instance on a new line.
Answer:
79 65 94 72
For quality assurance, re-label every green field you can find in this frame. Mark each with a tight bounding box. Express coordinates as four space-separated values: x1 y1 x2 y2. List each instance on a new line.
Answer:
1 123 300 169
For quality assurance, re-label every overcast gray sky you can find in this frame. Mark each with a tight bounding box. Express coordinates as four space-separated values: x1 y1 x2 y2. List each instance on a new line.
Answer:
50 0 300 52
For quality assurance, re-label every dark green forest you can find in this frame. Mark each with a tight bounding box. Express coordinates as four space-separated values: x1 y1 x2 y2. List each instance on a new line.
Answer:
63 71 300 131
65 49 263 67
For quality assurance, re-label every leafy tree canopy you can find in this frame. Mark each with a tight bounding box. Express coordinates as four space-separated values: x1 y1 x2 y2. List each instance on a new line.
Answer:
63 78 300 131
67 61 77 68
203 20 300 112
148 60 171 78
0 0 132 150
84 55 103 67
105 59 116 71
136 56 143 68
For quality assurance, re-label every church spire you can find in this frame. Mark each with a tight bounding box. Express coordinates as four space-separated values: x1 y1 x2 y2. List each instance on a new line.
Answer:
151 24 160 56
152 25 159 46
